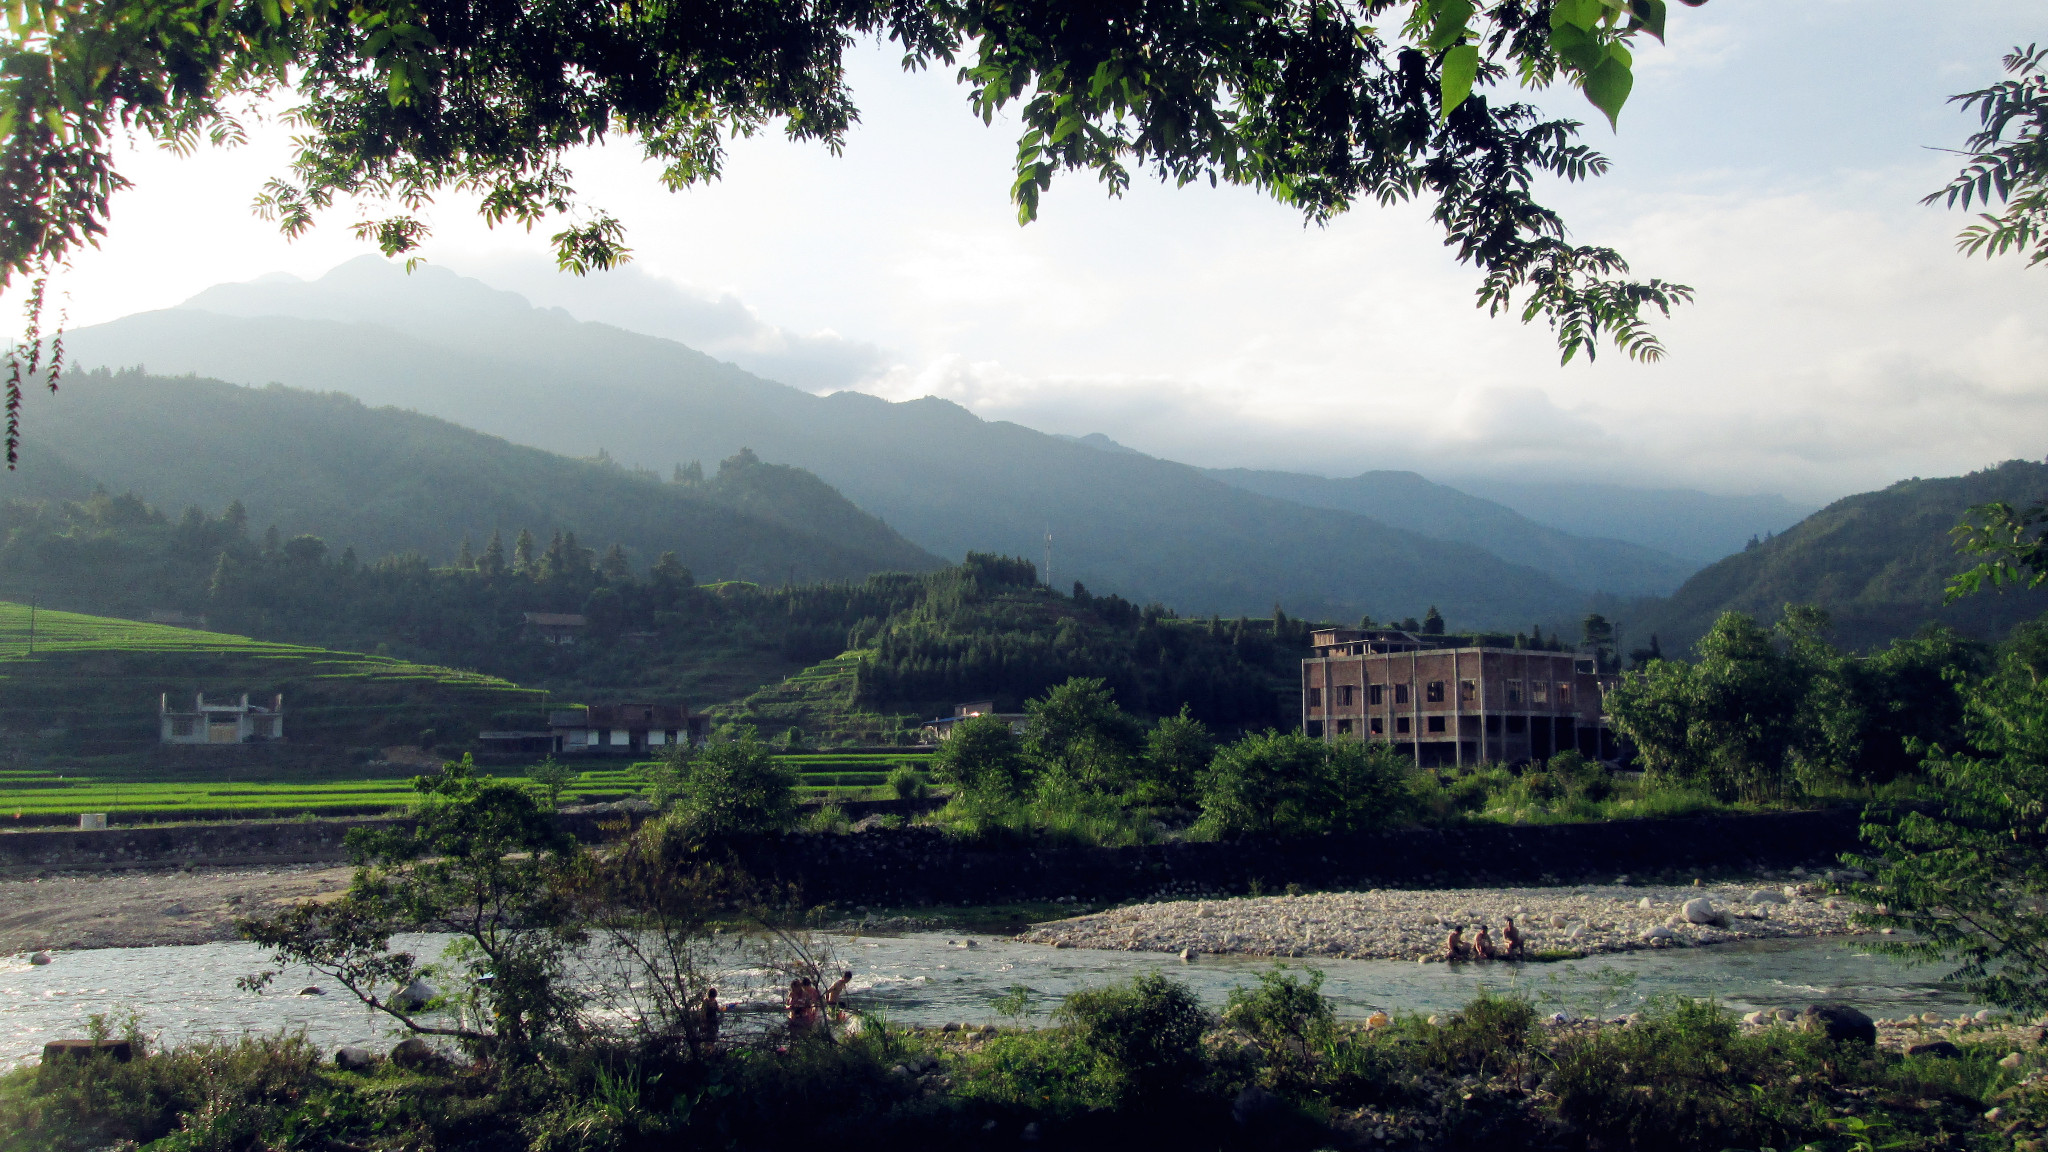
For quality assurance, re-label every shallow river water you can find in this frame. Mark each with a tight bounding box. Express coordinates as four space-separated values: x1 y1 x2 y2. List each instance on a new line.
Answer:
2 932 1977 1067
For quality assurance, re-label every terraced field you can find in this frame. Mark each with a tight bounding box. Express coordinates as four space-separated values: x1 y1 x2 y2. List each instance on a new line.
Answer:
0 754 934 824
720 650 926 745
0 602 545 746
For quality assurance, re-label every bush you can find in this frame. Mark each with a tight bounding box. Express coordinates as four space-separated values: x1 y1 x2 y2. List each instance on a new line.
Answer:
667 736 798 844
1223 966 1334 1082
1415 992 1539 1079
1547 997 1829 1152
1056 972 1209 1102
887 765 926 801
1197 731 1413 838
930 715 1030 799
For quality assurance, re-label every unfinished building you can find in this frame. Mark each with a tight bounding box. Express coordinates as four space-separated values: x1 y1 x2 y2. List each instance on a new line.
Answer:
1301 629 1614 767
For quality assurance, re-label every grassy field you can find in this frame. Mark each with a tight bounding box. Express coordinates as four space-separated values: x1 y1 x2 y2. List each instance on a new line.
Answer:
0 753 935 824
0 601 546 746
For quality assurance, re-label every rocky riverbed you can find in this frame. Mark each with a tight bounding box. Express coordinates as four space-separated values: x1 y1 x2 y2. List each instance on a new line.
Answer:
1015 880 1865 961
0 864 351 952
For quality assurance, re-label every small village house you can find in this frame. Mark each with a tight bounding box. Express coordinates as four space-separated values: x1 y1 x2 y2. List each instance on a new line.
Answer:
523 612 587 645
159 692 284 744
920 700 1028 744
549 704 703 756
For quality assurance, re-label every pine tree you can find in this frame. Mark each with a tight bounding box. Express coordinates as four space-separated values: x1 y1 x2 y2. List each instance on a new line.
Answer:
600 543 631 582
513 528 537 574
482 530 506 577
224 500 248 534
1422 606 1444 635
456 537 475 570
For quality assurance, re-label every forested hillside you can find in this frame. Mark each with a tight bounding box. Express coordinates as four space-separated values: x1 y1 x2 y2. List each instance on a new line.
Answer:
0 369 940 581
1207 466 1697 596
60 260 1603 629
1627 459 2048 653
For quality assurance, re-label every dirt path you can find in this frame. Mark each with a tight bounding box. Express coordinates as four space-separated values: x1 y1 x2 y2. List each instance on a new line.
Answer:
0 865 352 952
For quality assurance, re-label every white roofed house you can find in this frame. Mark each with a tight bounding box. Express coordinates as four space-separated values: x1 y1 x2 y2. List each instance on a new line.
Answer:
159 693 284 744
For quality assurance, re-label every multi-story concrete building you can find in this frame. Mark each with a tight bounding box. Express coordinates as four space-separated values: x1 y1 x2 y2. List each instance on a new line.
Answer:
1300 629 1614 766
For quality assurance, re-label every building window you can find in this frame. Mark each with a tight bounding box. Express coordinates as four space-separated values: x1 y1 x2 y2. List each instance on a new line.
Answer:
1506 680 1523 705
1368 684 1383 706
1307 720 1324 737
1532 680 1550 705
1308 687 1322 707
1337 719 1353 734
1459 679 1476 702
1506 715 1526 733
1339 685 1355 706
1395 683 1410 704
1426 680 1445 703
1395 717 1411 734
1485 715 1500 733
1557 683 1574 706
1370 717 1384 734
1426 716 1446 734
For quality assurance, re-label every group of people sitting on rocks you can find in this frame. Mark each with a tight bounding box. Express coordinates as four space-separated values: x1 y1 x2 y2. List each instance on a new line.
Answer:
1443 917 1525 962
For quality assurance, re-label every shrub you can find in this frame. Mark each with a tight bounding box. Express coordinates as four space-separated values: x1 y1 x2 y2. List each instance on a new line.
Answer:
1414 992 1538 1079
1223 966 1334 1082
1198 731 1413 837
1056 972 1209 1102
1547 997 1830 1152
668 737 798 843
887 765 926 801
930 715 1030 799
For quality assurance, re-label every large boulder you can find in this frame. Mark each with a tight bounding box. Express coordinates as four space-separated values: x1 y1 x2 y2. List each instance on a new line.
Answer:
389 1037 451 1072
42 1039 132 1063
1748 889 1788 905
1682 898 1720 925
1799 1003 1877 1045
334 1046 379 1071
1906 1040 1963 1059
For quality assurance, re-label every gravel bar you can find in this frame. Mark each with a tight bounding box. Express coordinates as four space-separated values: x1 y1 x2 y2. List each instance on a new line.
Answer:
1015 881 1864 961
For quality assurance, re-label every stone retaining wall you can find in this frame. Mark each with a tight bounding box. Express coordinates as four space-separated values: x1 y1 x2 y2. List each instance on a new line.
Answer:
736 809 1869 906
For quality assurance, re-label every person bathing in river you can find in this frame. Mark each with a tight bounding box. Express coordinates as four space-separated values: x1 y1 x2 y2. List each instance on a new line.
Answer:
699 987 722 1048
1443 925 1470 961
1472 924 1497 960
1502 917 1525 960
824 970 852 1018
787 979 813 1034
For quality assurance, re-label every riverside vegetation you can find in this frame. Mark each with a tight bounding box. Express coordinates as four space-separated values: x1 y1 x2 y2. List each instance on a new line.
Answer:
7 751 2048 1152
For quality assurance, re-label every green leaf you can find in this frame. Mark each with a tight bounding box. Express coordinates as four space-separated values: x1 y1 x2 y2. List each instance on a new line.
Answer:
1627 0 1667 42
1425 0 1472 51
1583 53 1634 127
1549 23 1607 73
1439 44 1479 118
1551 0 1602 32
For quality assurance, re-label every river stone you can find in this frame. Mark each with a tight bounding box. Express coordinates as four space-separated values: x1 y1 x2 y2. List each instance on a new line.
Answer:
334 1046 378 1070
1642 926 1678 942
391 978 437 1012
1906 1040 1963 1059
1683 898 1719 924
1637 897 1654 910
1749 889 1788 904
390 1038 448 1071
1798 1003 1876 1045
42 1039 133 1063
1551 914 1568 928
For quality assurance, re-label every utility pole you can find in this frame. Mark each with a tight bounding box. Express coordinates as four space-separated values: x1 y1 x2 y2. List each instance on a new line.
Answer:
1044 525 1053 590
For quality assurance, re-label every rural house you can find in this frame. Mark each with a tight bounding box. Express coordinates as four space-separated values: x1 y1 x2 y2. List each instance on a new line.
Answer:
1300 629 1614 766
550 704 703 756
919 701 1029 744
523 612 588 645
159 692 285 744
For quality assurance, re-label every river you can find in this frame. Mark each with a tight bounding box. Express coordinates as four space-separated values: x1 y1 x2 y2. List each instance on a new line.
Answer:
2 932 1975 1067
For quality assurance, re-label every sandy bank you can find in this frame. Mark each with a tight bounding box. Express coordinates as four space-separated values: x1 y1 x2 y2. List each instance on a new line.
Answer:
0 865 352 953
1016 880 1864 961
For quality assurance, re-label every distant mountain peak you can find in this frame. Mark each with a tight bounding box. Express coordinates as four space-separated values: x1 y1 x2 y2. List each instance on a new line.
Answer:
1055 432 1148 457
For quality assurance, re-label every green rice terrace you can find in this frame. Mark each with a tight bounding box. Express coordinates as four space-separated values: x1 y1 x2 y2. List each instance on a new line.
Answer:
718 649 926 745
0 753 932 825
0 601 544 747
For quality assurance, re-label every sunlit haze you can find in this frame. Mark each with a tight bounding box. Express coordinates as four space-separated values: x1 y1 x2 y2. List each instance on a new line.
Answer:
29 0 2048 504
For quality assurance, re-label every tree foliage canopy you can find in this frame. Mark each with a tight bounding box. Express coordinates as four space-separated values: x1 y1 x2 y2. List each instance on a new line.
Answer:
1928 43 2048 269
2 0 1696 371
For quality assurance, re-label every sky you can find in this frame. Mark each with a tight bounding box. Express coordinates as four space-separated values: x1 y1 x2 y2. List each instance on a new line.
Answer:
24 1 2048 504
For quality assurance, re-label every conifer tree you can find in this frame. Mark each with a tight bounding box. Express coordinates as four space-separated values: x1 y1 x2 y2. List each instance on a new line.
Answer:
482 531 507 578
513 529 537 575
